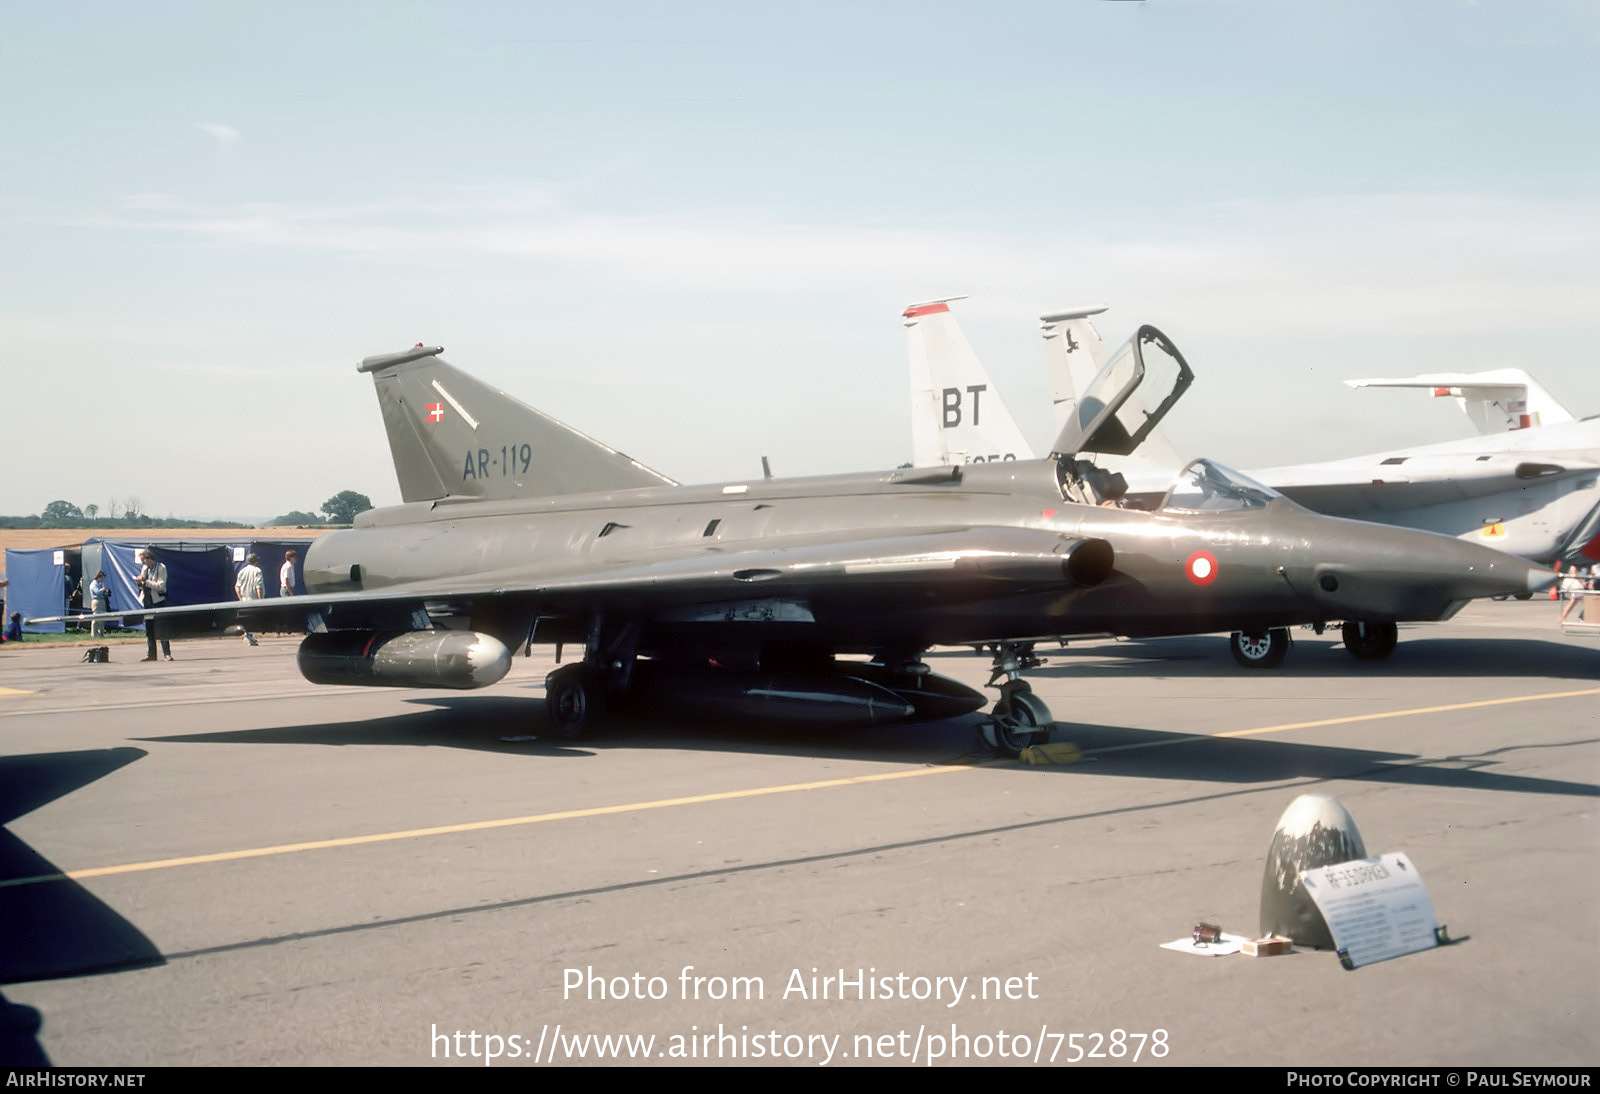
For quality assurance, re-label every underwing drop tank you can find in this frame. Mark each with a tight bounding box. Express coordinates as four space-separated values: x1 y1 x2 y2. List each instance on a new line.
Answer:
297 630 513 689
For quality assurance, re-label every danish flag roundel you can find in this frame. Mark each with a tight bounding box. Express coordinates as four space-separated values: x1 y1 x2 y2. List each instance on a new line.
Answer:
1185 550 1219 586
425 402 445 423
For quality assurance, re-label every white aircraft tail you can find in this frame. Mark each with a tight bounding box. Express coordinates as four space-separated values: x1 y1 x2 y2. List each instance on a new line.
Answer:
1344 369 1576 434
903 297 1034 466
1040 306 1111 438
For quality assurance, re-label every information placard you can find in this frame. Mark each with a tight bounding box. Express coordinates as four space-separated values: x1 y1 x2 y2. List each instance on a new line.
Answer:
1299 852 1442 969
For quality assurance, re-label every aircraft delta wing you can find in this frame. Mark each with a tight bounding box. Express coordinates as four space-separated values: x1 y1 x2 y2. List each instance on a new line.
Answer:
903 298 1600 668
37 331 1554 755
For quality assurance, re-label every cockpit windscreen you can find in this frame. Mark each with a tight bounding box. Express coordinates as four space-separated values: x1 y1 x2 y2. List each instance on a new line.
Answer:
1159 459 1284 512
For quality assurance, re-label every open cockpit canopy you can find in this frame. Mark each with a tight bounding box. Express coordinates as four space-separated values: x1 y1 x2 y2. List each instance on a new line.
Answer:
1050 325 1194 459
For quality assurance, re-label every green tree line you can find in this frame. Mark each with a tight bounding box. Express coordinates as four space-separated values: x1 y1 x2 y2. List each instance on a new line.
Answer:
4 491 375 529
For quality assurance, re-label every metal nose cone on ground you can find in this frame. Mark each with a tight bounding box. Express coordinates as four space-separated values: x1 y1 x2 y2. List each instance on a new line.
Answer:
1261 794 1367 950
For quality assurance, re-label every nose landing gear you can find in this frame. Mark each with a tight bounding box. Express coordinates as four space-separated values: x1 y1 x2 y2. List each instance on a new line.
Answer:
979 642 1055 756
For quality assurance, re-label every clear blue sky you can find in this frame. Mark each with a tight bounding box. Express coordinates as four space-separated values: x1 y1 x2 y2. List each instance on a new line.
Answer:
2 1 1595 520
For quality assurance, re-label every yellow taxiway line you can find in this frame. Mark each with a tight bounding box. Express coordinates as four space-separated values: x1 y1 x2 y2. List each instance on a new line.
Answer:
2 765 974 888
6 685 1597 889
1083 685 1600 756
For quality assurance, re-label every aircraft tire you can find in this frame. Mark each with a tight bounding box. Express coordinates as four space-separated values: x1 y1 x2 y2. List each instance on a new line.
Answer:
991 690 1051 757
545 663 607 738
1341 620 1398 661
1230 628 1289 669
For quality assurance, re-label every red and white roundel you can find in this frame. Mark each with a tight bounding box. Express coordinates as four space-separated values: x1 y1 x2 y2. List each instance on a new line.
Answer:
1185 550 1219 586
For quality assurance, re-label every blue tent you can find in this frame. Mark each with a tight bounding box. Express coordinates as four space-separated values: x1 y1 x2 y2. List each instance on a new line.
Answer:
3 548 68 634
85 539 313 602
83 541 143 615
81 542 232 619
9 536 316 633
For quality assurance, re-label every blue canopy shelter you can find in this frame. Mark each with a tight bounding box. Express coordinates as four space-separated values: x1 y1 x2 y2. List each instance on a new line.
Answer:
95 542 235 617
10 536 317 633
3 548 69 634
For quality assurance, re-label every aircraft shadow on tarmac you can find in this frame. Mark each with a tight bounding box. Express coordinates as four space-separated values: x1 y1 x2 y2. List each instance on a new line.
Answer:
0 747 167 1065
134 691 1600 802
136 692 990 764
969 633 1600 680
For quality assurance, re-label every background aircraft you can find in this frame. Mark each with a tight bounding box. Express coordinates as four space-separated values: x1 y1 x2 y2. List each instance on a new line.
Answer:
903 299 1182 476
41 332 1552 754
1344 369 1576 435
904 296 1032 467
902 298 1600 666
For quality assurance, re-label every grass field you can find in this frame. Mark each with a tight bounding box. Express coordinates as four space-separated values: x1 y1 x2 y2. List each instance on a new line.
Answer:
1 630 149 649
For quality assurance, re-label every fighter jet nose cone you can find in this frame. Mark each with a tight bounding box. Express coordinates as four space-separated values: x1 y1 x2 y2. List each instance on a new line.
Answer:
1304 521 1570 622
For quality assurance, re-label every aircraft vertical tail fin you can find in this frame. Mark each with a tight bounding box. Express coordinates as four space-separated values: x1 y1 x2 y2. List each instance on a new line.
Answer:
1344 369 1577 434
358 345 677 503
902 297 1034 466
1040 305 1112 439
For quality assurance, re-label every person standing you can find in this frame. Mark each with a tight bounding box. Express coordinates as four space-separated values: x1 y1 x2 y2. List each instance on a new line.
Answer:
1559 564 1587 624
280 549 299 597
137 549 172 661
234 553 264 646
87 570 111 639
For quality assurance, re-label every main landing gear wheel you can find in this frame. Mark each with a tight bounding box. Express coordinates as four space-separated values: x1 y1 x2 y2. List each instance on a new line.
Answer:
545 664 607 738
1230 628 1290 669
1341 620 1398 661
991 687 1053 757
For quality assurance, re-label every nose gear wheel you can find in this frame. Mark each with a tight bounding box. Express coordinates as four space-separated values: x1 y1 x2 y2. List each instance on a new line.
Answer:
990 684 1052 756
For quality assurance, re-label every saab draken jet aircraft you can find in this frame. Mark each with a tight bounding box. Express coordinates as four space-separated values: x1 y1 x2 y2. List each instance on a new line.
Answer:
42 330 1553 754
904 298 1600 668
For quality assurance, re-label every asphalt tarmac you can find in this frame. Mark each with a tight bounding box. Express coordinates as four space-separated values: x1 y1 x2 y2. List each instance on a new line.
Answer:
1 600 1596 1067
